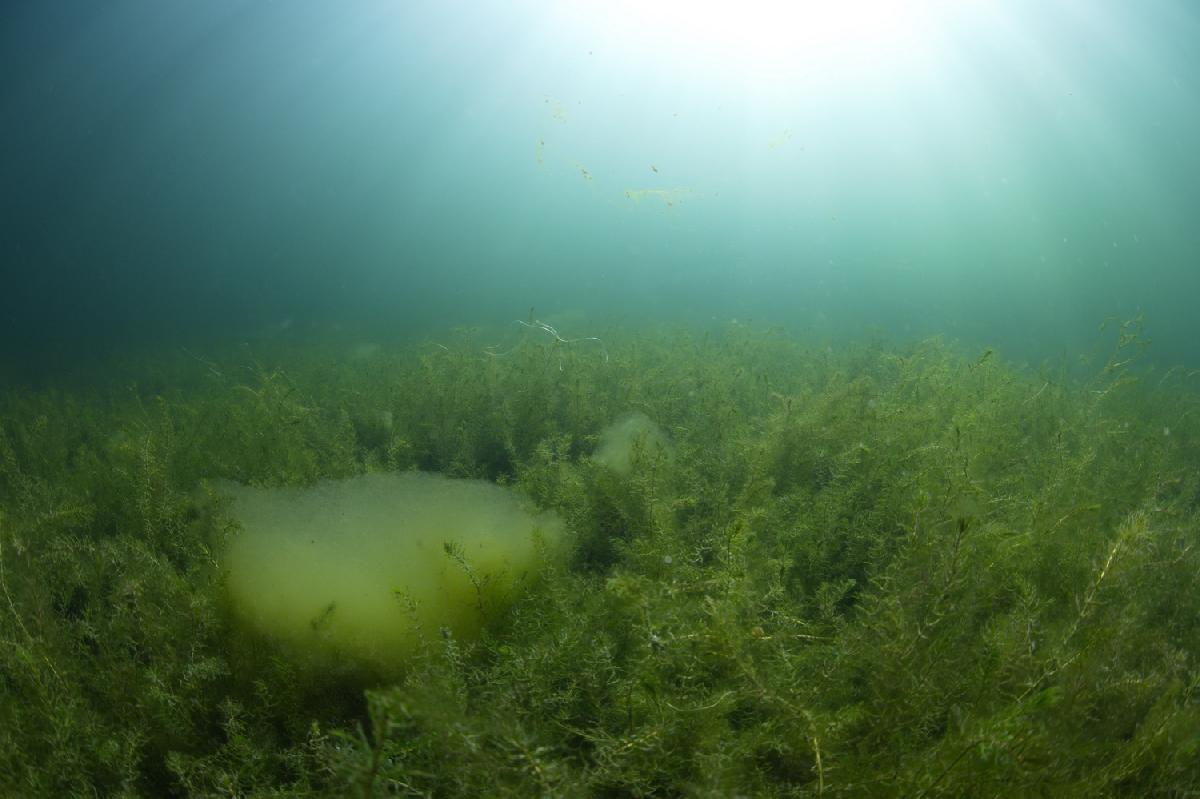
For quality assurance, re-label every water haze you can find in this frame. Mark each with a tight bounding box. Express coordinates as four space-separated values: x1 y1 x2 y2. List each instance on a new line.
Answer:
3 0 1198 378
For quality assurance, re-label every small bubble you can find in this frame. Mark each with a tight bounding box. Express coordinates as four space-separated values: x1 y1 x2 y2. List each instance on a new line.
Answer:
663 555 673 565
1163 427 1171 437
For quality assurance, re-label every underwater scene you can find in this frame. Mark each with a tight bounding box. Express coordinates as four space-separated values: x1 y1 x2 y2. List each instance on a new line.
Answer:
2 2 1199 796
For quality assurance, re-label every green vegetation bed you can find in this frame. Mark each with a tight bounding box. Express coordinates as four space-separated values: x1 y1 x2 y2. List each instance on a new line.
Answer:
1 320 1197 797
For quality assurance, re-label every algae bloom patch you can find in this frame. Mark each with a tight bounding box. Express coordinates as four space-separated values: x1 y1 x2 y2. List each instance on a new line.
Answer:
593 412 671 475
220 472 562 667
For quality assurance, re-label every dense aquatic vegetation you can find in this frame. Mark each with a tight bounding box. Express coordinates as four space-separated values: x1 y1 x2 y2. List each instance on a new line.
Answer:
0 320 1197 797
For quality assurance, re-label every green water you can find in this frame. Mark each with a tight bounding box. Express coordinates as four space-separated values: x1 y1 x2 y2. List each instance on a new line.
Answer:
3 1 1200 373
1 2 1198 796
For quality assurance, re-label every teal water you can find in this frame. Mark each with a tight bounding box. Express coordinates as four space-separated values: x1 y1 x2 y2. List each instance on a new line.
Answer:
2 1 1198 370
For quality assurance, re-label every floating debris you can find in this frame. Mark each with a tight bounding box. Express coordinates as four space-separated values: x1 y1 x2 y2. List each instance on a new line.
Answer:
623 187 697 207
543 96 567 122
768 128 793 149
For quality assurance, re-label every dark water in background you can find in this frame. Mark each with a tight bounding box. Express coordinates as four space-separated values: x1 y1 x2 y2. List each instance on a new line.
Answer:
3 0 1199 382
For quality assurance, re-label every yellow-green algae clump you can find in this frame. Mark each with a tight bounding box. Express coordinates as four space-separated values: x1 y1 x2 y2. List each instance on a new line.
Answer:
221 472 563 668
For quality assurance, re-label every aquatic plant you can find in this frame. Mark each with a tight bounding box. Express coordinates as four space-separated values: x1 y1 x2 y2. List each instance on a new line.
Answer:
0 320 1197 796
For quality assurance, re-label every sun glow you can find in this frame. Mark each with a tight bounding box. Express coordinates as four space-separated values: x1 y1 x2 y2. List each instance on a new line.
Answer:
564 0 958 84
